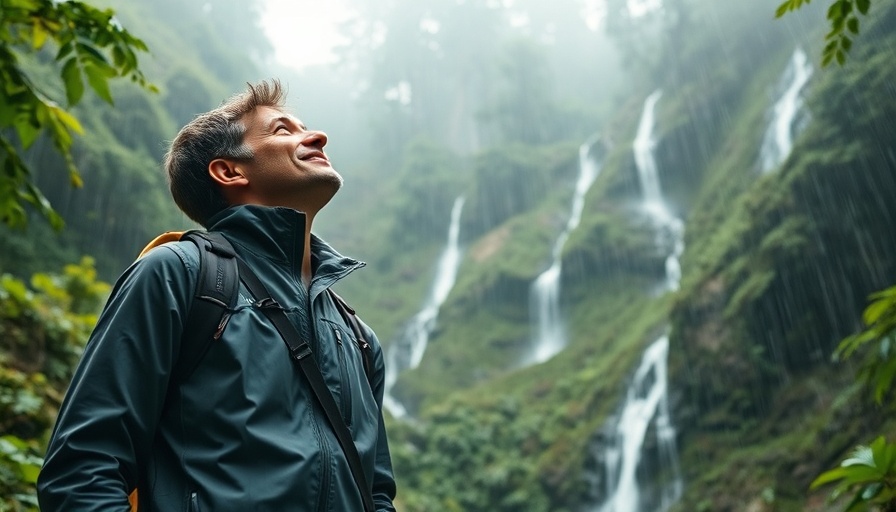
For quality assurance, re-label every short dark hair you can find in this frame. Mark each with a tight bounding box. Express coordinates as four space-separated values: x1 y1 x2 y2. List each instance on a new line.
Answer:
165 79 285 227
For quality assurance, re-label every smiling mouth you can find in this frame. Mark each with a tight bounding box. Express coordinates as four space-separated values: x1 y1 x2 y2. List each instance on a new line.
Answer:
300 152 330 164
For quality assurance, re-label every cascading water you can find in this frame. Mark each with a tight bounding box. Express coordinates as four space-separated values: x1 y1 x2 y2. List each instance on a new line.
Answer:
759 47 813 173
633 91 684 294
383 196 466 418
589 90 683 512
633 91 665 209
528 139 603 364
596 336 681 512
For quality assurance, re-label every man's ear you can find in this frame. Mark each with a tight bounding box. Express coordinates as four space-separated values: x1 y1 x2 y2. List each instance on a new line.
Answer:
209 158 248 188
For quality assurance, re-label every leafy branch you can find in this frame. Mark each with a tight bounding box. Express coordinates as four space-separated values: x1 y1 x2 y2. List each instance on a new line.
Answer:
775 0 873 66
811 437 896 511
810 285 896 510
838 286 896 405
0 0 155 229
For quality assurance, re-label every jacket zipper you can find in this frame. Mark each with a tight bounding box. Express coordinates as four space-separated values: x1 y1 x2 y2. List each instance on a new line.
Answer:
333 327 352 428
307 291 331 512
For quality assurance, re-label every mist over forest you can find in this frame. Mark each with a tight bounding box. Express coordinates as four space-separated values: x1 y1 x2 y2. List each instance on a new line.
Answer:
2 0 896 510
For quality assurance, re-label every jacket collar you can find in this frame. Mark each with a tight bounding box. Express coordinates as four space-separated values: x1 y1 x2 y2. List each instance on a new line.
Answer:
206 205 364 298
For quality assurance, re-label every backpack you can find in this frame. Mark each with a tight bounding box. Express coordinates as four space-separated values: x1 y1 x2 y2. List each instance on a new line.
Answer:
130 230 376 512
137 230 373 385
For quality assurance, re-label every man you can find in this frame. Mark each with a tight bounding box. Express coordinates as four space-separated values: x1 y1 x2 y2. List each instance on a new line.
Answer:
37 80 397 511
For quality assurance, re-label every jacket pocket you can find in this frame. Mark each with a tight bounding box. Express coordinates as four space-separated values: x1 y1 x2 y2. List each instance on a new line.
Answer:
332 325 354 429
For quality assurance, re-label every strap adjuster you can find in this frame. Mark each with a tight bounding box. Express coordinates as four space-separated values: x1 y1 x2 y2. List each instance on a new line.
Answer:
290 342 313 361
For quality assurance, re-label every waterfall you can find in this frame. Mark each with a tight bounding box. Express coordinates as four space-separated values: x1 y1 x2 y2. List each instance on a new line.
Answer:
633 91 664 209
529 139 603 364
633 90 684 294
597 336 682 512
759 47 813 173
384 196 466 418
590 91 683 512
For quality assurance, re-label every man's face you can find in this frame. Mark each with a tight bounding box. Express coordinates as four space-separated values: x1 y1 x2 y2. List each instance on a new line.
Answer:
233 105 343 211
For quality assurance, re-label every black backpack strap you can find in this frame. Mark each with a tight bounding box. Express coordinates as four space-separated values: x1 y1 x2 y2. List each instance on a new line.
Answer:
171 231 239 387
327 288 373 382
236 259 376 512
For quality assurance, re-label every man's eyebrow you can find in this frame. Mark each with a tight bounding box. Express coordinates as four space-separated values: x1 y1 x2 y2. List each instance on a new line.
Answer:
268 115 306 131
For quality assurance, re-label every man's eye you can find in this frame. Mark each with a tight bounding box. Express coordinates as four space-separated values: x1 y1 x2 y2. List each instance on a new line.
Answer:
275 126 290 134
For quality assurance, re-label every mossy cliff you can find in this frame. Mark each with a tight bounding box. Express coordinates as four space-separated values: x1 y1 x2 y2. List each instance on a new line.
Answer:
381 2 896 511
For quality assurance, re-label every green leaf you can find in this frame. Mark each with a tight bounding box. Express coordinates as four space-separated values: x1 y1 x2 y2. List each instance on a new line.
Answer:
32 19 48 49
13 115 40 150
61 57 84 106
856 0 871 14
49 106 84 135
84 64 114 104
827 0 843 20
811 466 852 488
775 0 791 17
22 182 63 230
847 17 860 33
20 460 41 484
869 437 891 465
66 158 83 188
836 49 846 65
75 42 110 67
873 359 896 403
111 45 125 67
862 299 891 325
41 103 74 151
55 40 74 61
832 14 846 31
841 36 852 51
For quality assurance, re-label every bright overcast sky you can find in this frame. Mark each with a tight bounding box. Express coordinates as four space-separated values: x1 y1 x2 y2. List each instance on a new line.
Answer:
259 0 354 71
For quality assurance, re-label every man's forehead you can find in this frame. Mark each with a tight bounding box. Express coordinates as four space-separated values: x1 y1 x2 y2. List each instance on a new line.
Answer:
248 106 302 127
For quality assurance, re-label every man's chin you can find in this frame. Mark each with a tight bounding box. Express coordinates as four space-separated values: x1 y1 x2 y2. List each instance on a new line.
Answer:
314 171 343 206
324 169 344 190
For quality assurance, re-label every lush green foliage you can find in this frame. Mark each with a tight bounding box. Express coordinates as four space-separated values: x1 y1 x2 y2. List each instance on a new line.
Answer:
0 258 109 510
838 286 896 405
0 0 892 509
0 0 154 229
809 286 896 511
0 0 266 282
776 0 875 65
812 436 896 511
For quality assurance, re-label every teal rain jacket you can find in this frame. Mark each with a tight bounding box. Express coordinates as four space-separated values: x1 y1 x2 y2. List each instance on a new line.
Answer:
37 205 397 512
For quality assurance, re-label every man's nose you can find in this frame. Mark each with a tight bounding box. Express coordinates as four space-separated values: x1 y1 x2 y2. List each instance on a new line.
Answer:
301 130 327 149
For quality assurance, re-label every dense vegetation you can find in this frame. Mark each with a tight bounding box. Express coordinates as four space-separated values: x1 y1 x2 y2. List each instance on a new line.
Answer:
1 0 894 510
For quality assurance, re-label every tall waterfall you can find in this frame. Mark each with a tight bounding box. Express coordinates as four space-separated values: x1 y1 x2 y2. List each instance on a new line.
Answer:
632 90 684 293
383 196 466 418
590 91 683 512
633 91 665 208
759 47 813 173
596 336 681 512
529 139 603 364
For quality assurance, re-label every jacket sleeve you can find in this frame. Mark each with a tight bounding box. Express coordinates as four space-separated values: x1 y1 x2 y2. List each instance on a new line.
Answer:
37 245 196 511
364 324 398 512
